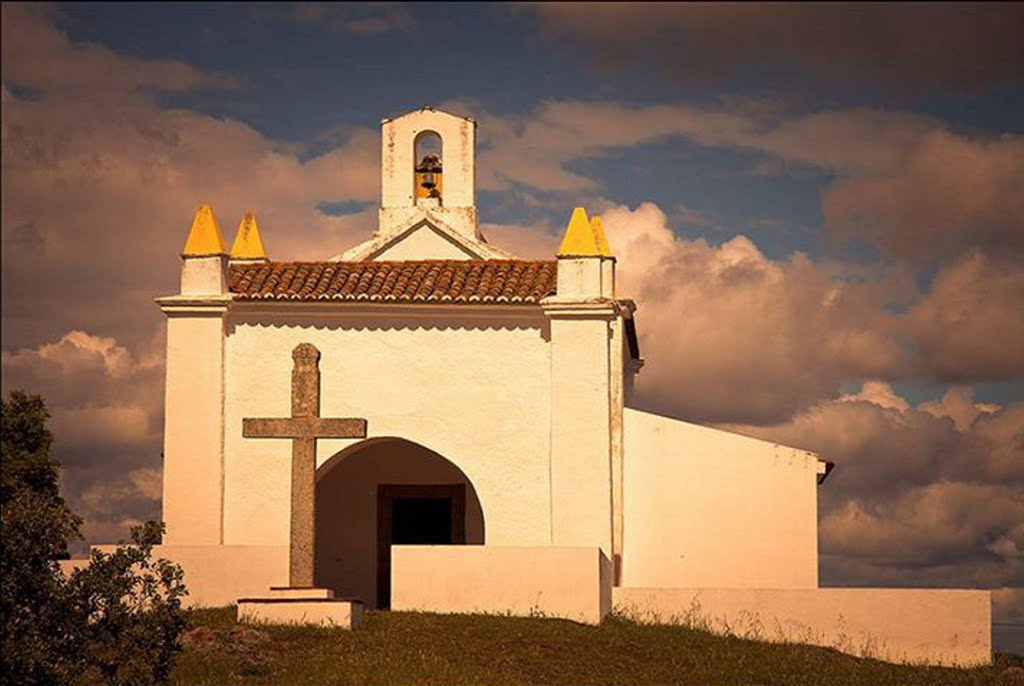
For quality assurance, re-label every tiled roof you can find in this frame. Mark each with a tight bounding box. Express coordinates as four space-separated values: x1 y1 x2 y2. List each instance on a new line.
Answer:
228 260 557 304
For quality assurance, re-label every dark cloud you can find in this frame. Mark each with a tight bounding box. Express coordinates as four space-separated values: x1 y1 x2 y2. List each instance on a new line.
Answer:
723 383 1023 627
909 252 1024 381
524 3 1024 94
290 2 415 35
823 132 1024 262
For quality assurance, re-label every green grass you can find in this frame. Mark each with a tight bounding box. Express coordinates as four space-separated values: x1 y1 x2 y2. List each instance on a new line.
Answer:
171 606 1022 686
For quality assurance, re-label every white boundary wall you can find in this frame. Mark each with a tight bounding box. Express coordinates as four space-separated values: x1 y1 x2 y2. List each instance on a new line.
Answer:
87 544 288 608
391 545 612 624
614 587 991 667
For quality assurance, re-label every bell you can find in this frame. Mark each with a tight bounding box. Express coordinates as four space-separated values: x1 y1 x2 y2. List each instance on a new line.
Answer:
421 171 436 189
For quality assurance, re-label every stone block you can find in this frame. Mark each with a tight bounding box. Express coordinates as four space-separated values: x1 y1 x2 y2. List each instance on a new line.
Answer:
237 597 362 628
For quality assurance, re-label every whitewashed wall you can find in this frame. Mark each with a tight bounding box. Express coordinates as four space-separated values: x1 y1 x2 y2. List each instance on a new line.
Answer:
372 225 476 260
622 408 823 589
162 308 226 546
221 304 553 549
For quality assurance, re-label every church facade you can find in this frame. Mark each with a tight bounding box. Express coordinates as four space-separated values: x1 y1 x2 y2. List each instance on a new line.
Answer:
147 107 988 664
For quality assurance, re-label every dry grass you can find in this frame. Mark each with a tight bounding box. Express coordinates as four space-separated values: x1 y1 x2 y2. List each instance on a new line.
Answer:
171 606 1023 685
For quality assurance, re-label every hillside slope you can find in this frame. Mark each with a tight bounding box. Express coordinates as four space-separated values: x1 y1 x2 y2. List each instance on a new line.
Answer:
172 608 1022 685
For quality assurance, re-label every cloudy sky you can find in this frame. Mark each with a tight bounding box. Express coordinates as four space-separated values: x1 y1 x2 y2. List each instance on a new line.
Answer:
2 3 1022 651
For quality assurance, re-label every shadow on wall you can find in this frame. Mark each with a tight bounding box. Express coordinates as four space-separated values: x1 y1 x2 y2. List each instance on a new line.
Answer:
225 309 552 338
314 437 485 608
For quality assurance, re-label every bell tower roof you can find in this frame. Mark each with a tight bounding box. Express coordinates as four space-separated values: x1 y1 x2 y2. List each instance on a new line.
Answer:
381 104 476 125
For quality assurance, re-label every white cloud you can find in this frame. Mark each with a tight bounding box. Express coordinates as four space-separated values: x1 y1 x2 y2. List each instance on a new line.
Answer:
840 380 910 412
919 386 1000 432
596 203 910 423
1 4 238 95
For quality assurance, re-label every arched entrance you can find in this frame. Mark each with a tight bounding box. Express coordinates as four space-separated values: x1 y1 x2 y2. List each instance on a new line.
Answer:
314 438 485 608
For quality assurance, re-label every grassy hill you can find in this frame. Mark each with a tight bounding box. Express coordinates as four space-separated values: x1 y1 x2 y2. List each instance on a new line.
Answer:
172 607 1022 685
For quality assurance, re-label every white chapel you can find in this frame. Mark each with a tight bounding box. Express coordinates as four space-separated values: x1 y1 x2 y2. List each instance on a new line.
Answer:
146 107 988 665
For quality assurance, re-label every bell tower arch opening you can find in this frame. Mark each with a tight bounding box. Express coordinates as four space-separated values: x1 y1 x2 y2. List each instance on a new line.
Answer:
413 130 443 205
314 437 485 609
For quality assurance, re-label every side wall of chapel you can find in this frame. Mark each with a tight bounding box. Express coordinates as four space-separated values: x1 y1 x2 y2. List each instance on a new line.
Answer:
621 407 821 589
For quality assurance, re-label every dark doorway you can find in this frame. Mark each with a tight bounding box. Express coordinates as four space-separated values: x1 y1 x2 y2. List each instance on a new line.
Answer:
377 484 466 608
393 498 454 544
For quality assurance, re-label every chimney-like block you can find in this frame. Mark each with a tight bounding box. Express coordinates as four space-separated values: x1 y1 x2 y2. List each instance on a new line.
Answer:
180 204 229 295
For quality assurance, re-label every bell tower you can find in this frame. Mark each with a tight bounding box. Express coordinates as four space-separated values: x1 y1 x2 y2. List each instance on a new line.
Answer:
378 106 480 241
336 106 511 261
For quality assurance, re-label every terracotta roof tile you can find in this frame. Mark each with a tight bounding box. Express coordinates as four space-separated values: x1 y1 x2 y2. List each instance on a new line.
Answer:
229 260 557 304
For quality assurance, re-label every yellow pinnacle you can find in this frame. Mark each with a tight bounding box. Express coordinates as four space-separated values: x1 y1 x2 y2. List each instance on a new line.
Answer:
590 215 612 256
557 207 612 257
182 204 228 256
230 211 268 260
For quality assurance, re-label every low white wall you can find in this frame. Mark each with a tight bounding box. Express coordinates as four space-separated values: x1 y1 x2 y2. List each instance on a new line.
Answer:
623 408 823 589
614 587 991 667
88 544 288 608
392 545 612 624
59 559 91 575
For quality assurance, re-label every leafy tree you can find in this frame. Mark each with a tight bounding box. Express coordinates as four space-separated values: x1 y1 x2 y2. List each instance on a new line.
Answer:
67 522 188 686
1 391 83 684
1 391 188 685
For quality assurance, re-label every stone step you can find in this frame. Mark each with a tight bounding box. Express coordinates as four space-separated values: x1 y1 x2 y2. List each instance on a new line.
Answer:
237 597 362 629
266 586 335 600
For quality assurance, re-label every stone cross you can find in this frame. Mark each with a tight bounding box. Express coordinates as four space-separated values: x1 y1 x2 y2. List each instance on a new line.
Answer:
243 343 367 587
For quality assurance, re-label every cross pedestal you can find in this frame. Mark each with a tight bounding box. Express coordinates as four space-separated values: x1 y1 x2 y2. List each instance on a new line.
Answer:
237 343 367 628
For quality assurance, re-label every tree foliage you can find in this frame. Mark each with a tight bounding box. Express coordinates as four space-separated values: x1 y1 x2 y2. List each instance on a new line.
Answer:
67 523 188 686
1 391 188 685
1 391 83 684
